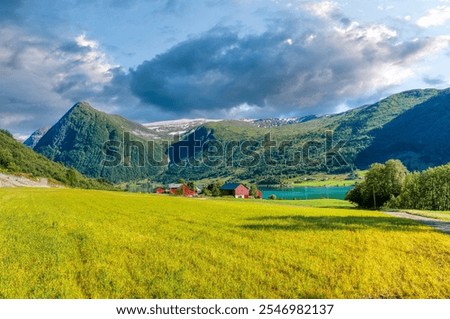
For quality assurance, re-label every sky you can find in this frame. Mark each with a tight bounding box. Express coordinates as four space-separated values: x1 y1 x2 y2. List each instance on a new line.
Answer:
1 0 450 138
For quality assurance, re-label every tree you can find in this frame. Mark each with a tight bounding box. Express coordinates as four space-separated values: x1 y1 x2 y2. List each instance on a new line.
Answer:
0 129 13 138
0 149 14 169
269 194 277 200
206 181 223 197
249 184 259 197
187 181 196 191
345 182 368 207
65 168 79 186
175 186 184 196
388 163 450 211
202 188 212 196
346 159 408 208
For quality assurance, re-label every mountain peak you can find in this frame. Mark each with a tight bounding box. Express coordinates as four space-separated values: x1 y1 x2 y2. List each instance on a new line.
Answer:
23 127 49 149
69 101 94 112
59 101 100 122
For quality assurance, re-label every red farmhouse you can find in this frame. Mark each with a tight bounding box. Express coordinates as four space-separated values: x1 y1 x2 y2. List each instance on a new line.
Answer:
220 183 249 198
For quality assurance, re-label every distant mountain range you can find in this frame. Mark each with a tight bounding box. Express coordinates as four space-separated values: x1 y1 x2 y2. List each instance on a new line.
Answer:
23 127 49 149
142 118 222 139
24 88 450 183
30 116 322 146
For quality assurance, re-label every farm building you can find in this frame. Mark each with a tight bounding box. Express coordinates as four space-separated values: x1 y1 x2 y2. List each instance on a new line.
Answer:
168 183 197 197
220 183 249 198
168 183 182 193
256 190 263 199
154 187 165 194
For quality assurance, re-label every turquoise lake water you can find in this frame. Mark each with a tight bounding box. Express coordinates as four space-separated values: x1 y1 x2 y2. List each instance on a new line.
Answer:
259 186 353 200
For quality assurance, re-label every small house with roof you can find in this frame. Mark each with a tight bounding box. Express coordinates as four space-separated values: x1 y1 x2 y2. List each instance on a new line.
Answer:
220 183 249 198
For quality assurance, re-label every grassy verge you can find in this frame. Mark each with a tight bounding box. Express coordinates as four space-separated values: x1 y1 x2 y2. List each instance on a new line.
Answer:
286 172 366 187
291 179 358 187
244 198 356 209
1 188 450 298
401 210 450 222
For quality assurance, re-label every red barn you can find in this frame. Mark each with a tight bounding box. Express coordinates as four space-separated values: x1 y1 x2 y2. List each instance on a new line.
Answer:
180 185 197 197
168 183 197 197
154 187 165 194
220 183 249 198
168 183 183 194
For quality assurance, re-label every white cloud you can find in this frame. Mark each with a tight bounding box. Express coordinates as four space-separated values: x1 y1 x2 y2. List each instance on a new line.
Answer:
0 113 33 127
303 1 338 18
0 26 119 133
304 34 316 45
335 103 350 113
377 5 394 11
226 103 260 118
334 22 397 43
13 133 30 142
73 34 115 84
417 6 450 28
371 64 414 87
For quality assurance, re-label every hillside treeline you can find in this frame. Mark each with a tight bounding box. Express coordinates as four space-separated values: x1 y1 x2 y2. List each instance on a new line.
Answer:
0 129 113 190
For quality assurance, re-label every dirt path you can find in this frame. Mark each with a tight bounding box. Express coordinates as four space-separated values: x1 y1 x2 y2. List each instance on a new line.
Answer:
0 173 50 188
383 211 450 235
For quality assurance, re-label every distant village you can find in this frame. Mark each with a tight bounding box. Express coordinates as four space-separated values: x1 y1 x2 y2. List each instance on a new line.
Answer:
154 182 263 199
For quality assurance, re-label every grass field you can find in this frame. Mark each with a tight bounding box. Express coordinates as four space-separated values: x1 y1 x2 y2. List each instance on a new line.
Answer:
220 198 356 209
1 188 450 298
265 198 356 208
287 172 365 187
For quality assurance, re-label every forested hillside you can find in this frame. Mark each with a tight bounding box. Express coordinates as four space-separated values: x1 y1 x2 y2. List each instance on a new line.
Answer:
0 129 111 189
33 102 166 183
356 88 450 170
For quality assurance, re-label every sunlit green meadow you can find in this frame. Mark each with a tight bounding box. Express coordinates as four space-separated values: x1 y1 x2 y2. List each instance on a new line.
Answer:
1 188 450 299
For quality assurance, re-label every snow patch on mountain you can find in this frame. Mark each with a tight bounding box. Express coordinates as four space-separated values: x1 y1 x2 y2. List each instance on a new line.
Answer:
143 118 222 138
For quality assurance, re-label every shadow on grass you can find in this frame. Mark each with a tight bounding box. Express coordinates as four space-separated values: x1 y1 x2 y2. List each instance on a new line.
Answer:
285 204 358 210
241 215 430 232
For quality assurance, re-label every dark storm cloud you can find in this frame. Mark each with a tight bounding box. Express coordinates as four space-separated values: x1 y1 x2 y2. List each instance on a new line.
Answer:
423 76 445 86
129 17 442 117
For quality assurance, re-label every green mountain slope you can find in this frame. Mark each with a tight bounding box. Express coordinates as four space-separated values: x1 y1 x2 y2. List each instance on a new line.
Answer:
30 88 448 184
165 89 440 182
356 88 450 170
34 102 166 183
0 129 111 189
